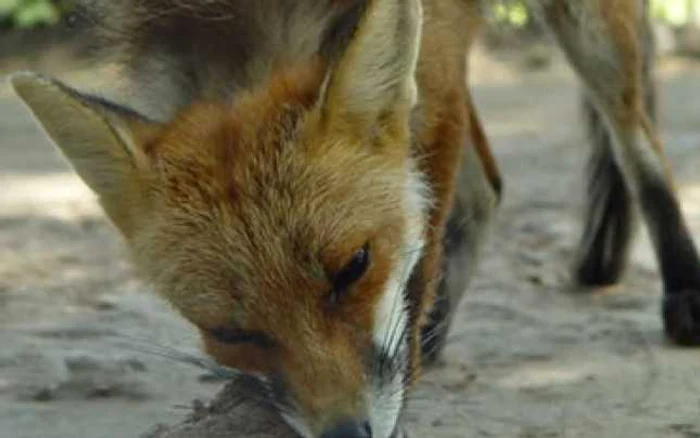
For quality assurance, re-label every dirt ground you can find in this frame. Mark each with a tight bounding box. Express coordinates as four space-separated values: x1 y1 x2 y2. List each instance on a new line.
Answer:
2 42 700 438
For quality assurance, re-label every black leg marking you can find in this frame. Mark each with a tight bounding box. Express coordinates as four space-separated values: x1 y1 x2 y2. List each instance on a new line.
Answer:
639 175 700 345
541 0 700 345
574 95 637 287
574 16 657 289
420 141 499 365
420 212 464 366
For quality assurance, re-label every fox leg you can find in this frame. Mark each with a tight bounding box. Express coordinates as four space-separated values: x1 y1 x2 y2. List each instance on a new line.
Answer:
541 0 700 345
573 92 643 287
417 6 502 365
572 2 656 288
420 92 501 365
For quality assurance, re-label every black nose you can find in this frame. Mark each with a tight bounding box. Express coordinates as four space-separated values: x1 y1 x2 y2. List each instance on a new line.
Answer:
320 419 372 438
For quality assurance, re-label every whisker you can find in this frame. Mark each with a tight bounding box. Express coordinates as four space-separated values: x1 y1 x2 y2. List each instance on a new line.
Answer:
112 337 281 409
120 342 240 379
375 241 416 378
104 332 247 380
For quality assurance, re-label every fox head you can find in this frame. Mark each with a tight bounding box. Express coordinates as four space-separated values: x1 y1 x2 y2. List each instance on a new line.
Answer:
11 0 427 436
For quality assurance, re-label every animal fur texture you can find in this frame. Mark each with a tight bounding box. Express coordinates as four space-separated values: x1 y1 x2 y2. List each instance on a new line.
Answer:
10 1 700 437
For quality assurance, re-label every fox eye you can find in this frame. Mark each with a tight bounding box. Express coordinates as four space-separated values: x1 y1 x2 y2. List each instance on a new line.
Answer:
208 327 275 349
330 243 370 304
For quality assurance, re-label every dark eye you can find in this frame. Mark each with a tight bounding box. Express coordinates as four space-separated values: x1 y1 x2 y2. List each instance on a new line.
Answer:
330 243 370 304
208 327 275 349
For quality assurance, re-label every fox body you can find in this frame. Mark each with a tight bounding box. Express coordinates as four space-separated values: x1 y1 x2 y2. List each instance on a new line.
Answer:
10 0 700 437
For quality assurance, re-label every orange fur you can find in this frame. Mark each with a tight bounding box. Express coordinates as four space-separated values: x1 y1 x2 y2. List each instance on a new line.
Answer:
15 0 689 436
126 58 414 433
11 1 490 433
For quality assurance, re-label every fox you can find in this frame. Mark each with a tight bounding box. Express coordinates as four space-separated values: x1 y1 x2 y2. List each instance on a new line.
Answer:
9 0 700 437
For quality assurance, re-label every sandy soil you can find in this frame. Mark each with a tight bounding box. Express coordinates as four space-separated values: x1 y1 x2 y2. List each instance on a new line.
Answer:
2 44 700 438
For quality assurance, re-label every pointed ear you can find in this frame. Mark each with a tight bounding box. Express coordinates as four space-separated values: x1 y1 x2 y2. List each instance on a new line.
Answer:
321 0 422 132
9 71 161 236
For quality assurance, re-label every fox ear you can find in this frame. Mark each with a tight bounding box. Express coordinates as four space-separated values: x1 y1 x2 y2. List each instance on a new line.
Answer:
9 72 161 236
320 0 422 134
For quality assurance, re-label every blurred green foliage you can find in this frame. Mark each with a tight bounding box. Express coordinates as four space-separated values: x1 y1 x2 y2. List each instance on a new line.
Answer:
495 0 700 28
0 0 60 28
652 0 700 26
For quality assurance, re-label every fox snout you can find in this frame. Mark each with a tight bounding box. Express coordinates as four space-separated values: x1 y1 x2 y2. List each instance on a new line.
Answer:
320 419 408 438
320 419 371 438
319 420 408 438
274 341 405 438
201 320 409 438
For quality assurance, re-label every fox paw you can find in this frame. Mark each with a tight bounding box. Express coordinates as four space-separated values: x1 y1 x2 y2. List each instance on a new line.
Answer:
663 291 700 346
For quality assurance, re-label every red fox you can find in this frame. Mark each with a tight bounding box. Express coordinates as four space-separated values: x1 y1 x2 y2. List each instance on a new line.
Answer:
9 0 700 437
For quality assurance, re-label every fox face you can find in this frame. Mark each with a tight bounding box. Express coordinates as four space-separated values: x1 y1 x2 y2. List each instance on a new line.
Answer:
136 70 427 436
11 0 426 436
129 66 428 436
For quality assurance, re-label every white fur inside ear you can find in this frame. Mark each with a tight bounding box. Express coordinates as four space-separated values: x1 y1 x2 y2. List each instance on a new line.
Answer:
9 71 143 200
324 0 424 119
